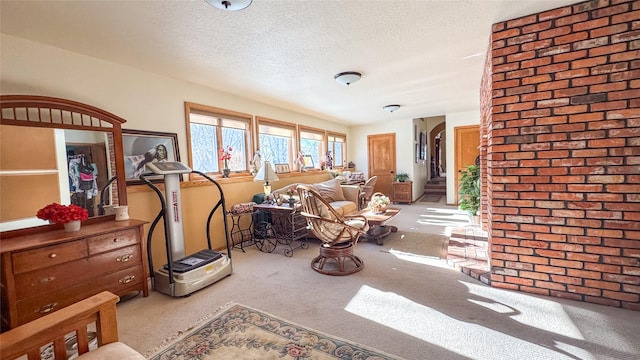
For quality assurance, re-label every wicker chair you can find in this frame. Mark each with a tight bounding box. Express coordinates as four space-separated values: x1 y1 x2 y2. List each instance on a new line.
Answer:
359 176 378 210
296 185 369 275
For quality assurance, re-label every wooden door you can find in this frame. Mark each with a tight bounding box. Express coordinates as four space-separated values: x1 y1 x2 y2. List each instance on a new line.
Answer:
454 125 480 204
367 133 396 196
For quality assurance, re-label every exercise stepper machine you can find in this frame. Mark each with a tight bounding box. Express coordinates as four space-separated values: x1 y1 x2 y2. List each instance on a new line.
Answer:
140 162 232 297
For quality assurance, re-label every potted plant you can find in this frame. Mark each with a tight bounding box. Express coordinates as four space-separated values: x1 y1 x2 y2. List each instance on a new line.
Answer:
394 173 410 182
458 164 480 223
37 203 89 232
219 145 232 178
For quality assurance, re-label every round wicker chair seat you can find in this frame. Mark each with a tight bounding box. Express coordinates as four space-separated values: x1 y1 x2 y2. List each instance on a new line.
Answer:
311 242 364 276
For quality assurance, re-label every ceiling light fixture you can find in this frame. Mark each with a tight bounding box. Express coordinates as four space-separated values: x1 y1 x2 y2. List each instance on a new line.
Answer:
204 0 252 11
383 104 401 113
334 71 362 86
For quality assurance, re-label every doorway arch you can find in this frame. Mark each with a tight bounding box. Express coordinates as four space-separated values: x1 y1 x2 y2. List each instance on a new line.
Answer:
429 122 446 179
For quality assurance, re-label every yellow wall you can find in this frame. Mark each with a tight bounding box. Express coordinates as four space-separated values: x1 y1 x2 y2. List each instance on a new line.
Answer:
129 172 331 271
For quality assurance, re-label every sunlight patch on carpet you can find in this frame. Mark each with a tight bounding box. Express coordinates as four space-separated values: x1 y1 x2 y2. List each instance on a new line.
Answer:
345 285 596 360
460 280 586 340
387 249 453 269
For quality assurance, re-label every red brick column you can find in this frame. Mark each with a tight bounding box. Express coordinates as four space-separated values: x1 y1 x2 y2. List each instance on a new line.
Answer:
480 43 492 232
486 0 640 309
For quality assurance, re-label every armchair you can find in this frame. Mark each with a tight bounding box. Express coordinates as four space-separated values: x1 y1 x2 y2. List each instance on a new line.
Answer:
359 176 378 210
296 185 369 275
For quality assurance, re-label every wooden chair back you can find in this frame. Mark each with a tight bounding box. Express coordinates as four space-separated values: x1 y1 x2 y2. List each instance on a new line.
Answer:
0 291 120 360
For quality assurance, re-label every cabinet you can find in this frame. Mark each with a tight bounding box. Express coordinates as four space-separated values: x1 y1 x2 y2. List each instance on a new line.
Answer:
392 181 413 204
0 219 148 330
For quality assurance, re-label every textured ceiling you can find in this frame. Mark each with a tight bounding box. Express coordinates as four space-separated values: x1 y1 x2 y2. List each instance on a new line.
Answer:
0 0 579 126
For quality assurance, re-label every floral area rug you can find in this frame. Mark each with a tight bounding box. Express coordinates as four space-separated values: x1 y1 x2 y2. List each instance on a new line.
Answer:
148 303 405 360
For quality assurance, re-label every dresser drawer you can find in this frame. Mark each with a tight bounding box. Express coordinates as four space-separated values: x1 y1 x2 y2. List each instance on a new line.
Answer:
12 240 88 275
16 282 93 326
87 228 139 255
89 245 141 275
94 265 144 295
14 259 91 299
15 265 143 326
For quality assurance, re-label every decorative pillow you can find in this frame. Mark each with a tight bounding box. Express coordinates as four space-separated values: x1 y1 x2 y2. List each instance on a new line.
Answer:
312 178 346 202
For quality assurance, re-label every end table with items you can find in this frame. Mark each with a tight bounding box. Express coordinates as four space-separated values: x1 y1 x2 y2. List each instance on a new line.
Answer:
252 203 309 257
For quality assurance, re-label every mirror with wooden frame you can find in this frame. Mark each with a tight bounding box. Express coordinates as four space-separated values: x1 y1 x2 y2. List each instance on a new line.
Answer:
0 95 128 232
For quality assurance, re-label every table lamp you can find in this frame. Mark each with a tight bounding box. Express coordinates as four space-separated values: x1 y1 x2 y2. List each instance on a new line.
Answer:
254 161 279 203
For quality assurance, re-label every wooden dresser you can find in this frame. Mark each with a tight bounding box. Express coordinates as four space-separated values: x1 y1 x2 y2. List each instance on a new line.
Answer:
0 219 149 331
392 181 413 204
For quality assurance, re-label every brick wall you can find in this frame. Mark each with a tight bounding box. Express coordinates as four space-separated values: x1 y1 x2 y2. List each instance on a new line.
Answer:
107 133 119 206
480 44 492 231
485 0 640 309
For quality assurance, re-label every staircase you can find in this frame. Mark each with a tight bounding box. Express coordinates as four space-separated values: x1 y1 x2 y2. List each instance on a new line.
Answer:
424 176 446 195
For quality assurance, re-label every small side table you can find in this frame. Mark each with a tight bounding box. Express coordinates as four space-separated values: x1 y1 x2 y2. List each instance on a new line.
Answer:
227 203 255 252
391 181 413 204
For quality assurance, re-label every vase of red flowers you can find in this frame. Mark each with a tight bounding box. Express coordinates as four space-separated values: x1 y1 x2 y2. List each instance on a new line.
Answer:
36 203 65 223
37 203 89 232
64 220 82 232
219 145 232 178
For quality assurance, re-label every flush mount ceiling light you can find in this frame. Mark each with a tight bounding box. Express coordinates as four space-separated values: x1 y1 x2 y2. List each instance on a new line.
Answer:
204 0 252 11
334 71 362 86
383 104 401 113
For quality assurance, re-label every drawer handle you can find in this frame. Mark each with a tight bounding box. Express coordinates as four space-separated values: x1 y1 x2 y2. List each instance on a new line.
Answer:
39 302 58 314
119 275 135 284
34 276 56 285
116 254 133 262
113 238 119 242
49 253 57 258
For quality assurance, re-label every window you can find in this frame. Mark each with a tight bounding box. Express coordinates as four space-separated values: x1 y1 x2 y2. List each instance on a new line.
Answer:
298 126 324 170
256 117 296 167
327 132 346 168
185 102 251 176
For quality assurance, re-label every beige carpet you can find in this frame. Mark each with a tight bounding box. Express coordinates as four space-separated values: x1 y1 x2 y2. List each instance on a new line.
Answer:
147 303 405 359
116 202 640 360
377 230 449 259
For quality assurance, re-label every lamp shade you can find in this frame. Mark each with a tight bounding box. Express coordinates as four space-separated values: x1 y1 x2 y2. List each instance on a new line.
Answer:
254 161 279 182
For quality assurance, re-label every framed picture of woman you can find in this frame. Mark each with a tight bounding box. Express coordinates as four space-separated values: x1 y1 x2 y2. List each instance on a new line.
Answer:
122 129 180 184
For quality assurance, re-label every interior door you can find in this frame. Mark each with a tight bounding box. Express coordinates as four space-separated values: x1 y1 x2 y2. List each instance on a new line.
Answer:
454 125 480 204
367 133 396 196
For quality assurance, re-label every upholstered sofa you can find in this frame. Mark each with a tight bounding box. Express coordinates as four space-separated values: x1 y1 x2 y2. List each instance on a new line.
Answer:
272 178 360 216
